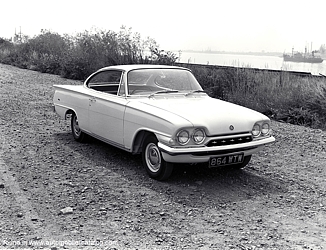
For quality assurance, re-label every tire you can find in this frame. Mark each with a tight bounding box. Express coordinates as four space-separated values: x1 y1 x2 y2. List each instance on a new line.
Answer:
232 155 251 169
142 135 174 181
71 113 86 142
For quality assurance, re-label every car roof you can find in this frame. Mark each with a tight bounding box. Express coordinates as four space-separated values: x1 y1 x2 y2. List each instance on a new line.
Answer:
96 64 190 73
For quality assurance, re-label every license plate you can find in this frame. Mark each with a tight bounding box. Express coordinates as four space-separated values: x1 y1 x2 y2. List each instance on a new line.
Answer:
209 153 244 167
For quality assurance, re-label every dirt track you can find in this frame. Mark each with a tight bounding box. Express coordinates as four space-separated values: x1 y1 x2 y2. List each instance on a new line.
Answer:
0 63 326 250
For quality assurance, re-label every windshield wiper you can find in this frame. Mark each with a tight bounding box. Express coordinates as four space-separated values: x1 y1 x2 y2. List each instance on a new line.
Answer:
149 90 179 98
185 90 206 96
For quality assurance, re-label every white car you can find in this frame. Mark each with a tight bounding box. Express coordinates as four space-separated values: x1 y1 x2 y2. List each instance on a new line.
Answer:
53 64 275 180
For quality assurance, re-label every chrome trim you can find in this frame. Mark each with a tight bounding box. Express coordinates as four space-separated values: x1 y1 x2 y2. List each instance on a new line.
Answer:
83 131 130 152
158 136 275 156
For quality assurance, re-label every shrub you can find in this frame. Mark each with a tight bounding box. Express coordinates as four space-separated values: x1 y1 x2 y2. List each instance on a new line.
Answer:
0 26 178 80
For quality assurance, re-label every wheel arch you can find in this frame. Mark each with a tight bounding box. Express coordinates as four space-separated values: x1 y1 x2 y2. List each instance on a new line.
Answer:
132 130 156 154
64 108 77 120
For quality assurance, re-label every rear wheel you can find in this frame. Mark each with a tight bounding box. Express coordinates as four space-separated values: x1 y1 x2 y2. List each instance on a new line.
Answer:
71 113 86 142
232 155 251 169
142 135 174 181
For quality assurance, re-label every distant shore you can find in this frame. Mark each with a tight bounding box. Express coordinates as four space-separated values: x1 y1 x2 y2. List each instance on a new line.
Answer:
176 50 326 59
174 50 283 57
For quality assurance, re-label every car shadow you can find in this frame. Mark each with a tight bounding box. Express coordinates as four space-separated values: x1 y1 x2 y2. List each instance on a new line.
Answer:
54 132 286 207
164 163 287 206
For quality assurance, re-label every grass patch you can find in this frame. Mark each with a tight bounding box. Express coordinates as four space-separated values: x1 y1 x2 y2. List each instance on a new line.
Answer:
182 64 326 130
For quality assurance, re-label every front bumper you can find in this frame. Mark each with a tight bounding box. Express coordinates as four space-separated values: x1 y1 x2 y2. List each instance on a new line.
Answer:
158 136 275 163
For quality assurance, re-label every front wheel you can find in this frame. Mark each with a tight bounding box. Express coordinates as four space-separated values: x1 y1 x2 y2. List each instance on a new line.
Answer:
71 113 86 142
142 135 174 181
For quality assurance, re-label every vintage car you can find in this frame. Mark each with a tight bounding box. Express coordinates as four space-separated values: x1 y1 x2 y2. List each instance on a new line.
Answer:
53 64 275 180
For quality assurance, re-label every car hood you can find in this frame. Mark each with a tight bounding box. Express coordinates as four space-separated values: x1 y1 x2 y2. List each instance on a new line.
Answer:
137 95 267 135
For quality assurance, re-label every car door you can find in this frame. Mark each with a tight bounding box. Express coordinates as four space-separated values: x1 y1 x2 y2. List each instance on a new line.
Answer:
87 70 127 147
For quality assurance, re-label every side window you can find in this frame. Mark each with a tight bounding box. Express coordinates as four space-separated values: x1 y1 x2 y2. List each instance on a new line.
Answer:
87 70 122 95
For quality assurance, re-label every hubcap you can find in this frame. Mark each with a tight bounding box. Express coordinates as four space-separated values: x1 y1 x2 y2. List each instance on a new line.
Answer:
146 143 161 173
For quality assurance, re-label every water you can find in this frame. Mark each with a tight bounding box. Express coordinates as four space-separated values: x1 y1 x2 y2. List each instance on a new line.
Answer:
178 51 326 76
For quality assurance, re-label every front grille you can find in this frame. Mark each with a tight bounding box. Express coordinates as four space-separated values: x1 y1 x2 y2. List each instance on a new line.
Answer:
206 135 252 147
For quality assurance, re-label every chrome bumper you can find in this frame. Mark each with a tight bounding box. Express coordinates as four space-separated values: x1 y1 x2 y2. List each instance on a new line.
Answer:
158 136 275 163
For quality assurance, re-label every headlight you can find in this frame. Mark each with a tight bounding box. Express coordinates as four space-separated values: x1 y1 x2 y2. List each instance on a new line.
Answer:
176 130 190 145
251 124 261 137
261 122 270 135
252 121 271 138
192 129 206 144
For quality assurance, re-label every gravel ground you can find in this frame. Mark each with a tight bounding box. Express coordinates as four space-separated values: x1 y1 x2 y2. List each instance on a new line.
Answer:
0 63 326 250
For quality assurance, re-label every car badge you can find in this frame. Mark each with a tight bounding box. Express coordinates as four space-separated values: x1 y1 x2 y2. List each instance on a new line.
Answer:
229 125 234 131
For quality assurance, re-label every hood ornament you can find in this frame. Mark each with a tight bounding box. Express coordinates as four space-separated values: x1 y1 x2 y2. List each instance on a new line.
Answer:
229 125 234 131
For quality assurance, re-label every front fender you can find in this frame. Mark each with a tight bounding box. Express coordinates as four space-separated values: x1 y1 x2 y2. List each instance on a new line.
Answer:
123 104 192 152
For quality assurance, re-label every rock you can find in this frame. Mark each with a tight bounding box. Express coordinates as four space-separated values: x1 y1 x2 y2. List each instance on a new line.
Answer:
59 207 73 215
0 183 4 188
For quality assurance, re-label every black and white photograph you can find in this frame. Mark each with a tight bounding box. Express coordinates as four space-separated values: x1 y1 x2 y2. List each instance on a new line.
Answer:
0 0 326 249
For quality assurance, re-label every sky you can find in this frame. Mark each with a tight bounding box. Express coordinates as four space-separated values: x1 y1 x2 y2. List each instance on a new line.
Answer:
1 0 325 53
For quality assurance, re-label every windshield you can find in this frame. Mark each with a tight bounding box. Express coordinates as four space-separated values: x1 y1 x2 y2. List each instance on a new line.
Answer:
127 68 203 96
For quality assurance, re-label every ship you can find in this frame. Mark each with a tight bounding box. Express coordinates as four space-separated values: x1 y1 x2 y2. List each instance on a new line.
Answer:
283 47 323 63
